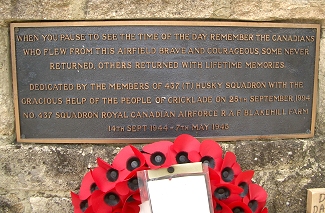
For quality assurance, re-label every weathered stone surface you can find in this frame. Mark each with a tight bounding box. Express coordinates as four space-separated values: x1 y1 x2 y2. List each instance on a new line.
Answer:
85 0 215 19
317 29 325 134
0 143 129 212
0 0 11 22
235 137 325 212
30 196 72 213
211 0 232 19
0 191 26 213
0 190 73 213
227 0 325 23
9 0 85 21
0 144 121 191
0 143 123 212
235 139 308 171
0 27 14 137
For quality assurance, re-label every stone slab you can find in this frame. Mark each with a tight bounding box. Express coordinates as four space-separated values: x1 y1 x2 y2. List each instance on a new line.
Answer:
10 0 85 20
229 0 325 22
85 0 215 19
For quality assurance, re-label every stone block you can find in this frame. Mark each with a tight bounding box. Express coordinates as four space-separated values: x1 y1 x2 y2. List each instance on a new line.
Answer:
0 191 25 213
235 139 308 171
30 196 72 213
85 0 215 19
317 29 325 134
0 190 73 213
0 27 14 137
0 0 11 21
0 143 120 192
235 137 325 212
228 0 325 22
10 0 85 20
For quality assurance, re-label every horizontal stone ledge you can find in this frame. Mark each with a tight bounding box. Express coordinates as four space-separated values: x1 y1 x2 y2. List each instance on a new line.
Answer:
0 136 324 190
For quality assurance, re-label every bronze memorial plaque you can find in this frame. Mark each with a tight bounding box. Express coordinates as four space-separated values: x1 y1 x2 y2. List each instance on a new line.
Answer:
10 21 320 143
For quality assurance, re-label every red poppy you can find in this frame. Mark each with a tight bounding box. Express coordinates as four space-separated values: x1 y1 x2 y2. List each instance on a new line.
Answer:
113 145 146 175
235 170 254 198
213 199 232 213
210 162 243 205
90 189 125 213
243 183 268 213
211 182 243 204
189 139 223 170
142 141 173 169
208 167 221 182
79 171 99 200
121 193 141 213
170 134 201 164
261 207 268 213
71 192 94 213
228 201 253 213
92 158 128 193
115 176 140 196
219 152 242 183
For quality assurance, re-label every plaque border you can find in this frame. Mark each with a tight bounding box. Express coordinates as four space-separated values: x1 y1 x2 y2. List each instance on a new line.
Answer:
10 20 320 143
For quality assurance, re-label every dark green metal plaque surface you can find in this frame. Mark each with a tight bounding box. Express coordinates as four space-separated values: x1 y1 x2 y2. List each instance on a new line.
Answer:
10 21 320 143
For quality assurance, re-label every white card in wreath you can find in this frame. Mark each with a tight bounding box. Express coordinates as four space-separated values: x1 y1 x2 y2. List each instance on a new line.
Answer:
137 162 213 213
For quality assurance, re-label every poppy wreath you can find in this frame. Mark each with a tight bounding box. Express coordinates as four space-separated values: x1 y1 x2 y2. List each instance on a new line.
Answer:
71 134 268 213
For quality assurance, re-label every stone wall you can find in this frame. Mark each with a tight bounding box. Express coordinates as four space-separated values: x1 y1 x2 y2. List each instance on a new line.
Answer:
0 0 325 212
